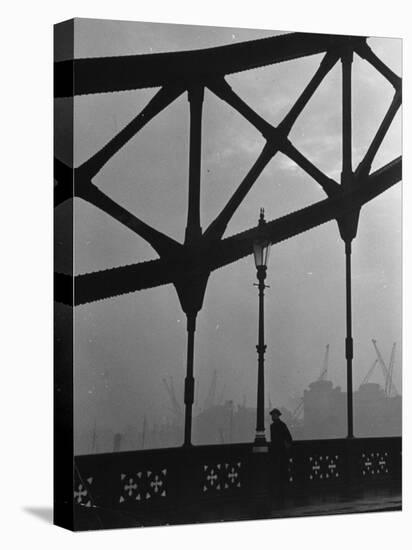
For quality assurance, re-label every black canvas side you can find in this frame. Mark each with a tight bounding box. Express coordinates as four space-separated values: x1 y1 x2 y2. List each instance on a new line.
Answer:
53 18 75 531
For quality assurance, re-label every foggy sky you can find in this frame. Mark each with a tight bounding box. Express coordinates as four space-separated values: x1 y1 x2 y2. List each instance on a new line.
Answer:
70 19 401 449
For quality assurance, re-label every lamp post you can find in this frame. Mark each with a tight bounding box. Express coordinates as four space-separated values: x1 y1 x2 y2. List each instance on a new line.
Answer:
252 208 271 451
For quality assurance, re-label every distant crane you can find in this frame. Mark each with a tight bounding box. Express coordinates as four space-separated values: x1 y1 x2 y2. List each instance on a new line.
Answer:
386 343 396 397
360 359 379 386
204 370 218 410
371 340 398 397
292 344 330 421
162 376 183 421
319 344 330 381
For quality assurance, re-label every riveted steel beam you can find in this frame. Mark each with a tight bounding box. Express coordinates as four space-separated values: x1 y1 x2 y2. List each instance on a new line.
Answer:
65 156 400 306
55 33 365 97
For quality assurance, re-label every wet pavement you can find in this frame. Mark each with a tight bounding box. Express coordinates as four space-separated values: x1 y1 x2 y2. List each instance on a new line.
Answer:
74 485 401 530
274 487 401 518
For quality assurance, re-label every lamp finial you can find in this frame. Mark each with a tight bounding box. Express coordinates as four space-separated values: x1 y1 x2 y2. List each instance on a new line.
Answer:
259 208 266 227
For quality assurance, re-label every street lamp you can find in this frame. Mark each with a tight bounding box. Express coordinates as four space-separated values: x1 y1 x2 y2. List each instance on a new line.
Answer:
253 208 271 451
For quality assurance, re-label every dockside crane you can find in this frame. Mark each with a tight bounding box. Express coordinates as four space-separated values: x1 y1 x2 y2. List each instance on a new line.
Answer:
204 369 218 410
319 344 330 381
371 340 399 397
162 376 183 421
386 343 397 397
360 359 379 386
291 344 330 421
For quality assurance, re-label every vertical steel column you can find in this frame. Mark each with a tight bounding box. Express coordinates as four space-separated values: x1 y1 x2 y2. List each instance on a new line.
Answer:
254 267 268 450
344 241 354 439
341 50 355 439
182 85 204 446
185 85 204 244
184 312 197 446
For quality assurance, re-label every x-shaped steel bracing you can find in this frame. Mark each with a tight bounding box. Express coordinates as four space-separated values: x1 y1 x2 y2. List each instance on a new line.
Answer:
54 32 401 309
54 31 402 445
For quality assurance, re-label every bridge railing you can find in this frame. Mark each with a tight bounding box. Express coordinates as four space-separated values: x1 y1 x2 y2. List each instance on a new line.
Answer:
74 442 252 512
288 437 401 491
74 436 401 520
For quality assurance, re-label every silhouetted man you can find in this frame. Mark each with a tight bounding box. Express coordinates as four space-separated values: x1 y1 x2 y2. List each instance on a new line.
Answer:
269 408 292 498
